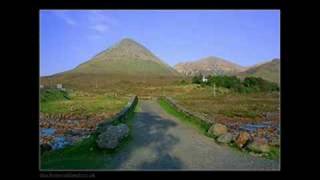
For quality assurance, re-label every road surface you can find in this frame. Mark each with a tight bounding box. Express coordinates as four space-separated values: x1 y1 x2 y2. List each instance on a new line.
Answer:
104 100 280 170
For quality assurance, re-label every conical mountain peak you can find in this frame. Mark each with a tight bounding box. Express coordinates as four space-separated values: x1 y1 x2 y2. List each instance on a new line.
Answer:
68 38 179 77
91 38 162 63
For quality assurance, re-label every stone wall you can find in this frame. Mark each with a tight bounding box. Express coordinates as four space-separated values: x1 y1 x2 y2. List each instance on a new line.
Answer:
161 96 214 126
96 96 138 134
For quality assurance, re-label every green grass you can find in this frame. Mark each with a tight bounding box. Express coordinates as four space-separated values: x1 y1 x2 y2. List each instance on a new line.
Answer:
40 88 70 103
74 58 178 76
172 86 279 122
40 91 128 119
40 101 139 170
158 97 212 135
238 59 280 84
262 146 280 160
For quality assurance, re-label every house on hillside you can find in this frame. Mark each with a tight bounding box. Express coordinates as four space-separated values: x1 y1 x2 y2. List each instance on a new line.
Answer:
202 75 208 83
57 84 63 89
56 84 66 91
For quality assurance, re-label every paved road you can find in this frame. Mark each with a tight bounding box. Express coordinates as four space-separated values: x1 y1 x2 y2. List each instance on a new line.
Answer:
104 100 280 170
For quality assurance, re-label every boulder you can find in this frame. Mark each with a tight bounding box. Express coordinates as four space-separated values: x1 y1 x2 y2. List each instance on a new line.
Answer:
217 133 233 144
208 123 228 137
235 131 251 148
247 138 271 153
96 124 129 149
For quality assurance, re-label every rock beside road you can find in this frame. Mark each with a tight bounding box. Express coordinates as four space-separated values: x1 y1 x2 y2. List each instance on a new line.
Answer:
235 131 251 148
208 123 228 137
96 124 129 149
247 138 271 153
217 133 233 144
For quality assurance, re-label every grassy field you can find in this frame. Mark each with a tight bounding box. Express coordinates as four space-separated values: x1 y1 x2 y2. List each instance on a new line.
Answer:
40 89 129 119
40 101 139 170
165 84 280 124
40 81 280 166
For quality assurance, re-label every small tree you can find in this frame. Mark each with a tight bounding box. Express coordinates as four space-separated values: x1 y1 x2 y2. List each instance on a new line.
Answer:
192 73 203 84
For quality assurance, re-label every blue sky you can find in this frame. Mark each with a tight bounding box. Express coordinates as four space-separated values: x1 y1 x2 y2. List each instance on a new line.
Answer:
40 10 280 76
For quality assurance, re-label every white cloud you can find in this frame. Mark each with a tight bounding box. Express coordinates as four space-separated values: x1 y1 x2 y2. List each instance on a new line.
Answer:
90 24 109 33
53 11 77 26
87 10 119 34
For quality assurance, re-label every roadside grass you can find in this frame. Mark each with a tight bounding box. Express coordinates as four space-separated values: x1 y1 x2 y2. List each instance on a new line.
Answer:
158 97 211 136
262 146 280 160
40 101 139 170
40 90 128 119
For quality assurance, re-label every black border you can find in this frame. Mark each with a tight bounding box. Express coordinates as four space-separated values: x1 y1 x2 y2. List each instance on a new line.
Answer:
28 0 290 178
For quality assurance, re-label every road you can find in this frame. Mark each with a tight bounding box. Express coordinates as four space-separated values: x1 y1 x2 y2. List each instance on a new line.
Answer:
104 100 280 170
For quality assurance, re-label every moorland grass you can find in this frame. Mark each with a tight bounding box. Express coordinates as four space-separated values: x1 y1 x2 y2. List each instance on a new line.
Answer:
40 91 128 119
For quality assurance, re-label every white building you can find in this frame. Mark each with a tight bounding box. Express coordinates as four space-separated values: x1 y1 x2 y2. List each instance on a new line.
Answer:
202 75 208 82
57 84 63 89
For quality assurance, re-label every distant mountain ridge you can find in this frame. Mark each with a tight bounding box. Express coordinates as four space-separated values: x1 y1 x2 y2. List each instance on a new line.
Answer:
174 56 247 76
40 38 280 90
237 58 280 84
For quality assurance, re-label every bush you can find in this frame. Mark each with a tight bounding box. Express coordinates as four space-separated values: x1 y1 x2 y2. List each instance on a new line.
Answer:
243 77 279 92
40 88 70 103
179 79 188 85
192 75 279 93
192 74 203 84
207 75 242 90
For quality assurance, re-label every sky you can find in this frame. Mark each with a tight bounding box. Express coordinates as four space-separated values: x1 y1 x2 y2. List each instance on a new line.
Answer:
40 10 280 76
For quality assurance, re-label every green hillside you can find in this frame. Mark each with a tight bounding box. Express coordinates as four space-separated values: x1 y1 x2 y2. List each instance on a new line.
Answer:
40 38 182 91
237 59 280 84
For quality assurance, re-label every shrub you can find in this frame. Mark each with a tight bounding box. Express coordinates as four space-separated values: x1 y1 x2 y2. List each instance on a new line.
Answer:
192 74 203 84
192 75 279 93
243 77 279 92
179 79 188 85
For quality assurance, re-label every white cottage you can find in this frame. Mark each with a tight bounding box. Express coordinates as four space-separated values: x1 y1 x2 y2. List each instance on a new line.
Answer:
57 84 63 89
202 75 208 82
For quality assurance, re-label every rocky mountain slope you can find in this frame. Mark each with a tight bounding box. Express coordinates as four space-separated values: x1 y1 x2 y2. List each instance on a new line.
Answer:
174 56 246 76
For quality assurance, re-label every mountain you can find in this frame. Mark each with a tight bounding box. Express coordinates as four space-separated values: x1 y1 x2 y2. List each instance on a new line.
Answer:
41 38 181 89
237 58 280 84
174 56 246 76
67 38 178 76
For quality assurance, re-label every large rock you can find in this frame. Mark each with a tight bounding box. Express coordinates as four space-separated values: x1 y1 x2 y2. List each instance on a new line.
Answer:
217 133 233 143
96 124 129 149
208 123 228 137
235 131 251 148
247 138 271 153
